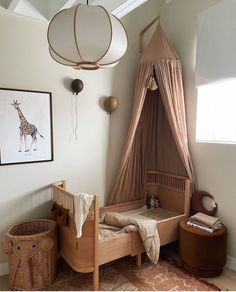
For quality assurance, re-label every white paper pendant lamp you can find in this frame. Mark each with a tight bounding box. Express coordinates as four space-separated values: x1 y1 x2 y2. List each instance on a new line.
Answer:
47 4 128 70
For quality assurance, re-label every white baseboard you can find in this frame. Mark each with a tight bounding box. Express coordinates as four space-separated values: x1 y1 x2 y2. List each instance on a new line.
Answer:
226 256 236 271
0 262 8 276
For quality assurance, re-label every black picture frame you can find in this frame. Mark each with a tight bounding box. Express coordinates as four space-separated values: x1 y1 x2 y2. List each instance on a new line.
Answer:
0 88 54 165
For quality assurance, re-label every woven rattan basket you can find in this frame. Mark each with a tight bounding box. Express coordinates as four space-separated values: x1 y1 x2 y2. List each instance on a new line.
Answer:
1 219 57 291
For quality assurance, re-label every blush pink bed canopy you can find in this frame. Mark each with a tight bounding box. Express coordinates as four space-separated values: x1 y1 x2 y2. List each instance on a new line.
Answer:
107 24 197 205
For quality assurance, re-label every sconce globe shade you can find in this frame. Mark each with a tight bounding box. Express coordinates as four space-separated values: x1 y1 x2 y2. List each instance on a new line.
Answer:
47 4 128 70
71 79 84 95
104 96 118 114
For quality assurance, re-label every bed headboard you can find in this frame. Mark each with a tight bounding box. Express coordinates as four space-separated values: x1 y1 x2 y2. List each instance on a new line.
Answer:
146 171 191 215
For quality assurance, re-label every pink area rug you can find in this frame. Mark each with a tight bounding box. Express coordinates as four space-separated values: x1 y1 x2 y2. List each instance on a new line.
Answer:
49 256 220 291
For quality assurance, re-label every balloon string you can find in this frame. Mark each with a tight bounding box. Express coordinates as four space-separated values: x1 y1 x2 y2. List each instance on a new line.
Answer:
75 94 78 140
109 114 111 150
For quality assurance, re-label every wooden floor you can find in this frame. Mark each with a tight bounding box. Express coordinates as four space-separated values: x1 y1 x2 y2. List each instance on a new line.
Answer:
204 268 236 291
0 275 8 291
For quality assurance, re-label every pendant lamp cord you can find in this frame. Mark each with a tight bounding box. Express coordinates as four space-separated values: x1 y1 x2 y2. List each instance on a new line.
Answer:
87 0 88 4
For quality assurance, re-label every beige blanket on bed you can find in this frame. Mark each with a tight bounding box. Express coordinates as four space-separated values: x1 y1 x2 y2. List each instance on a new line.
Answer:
101 212 160 264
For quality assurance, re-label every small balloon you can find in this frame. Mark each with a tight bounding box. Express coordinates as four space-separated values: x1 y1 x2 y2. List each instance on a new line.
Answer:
71 79 84 95
104 96 118 114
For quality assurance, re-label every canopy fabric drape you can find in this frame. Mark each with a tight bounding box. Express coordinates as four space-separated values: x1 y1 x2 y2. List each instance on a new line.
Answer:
107 24 197 205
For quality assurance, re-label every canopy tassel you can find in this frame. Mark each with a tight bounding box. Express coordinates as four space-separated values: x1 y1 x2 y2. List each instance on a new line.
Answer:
146 76 158 91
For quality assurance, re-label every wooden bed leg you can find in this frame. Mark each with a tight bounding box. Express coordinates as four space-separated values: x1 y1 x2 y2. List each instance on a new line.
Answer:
136 253 141 268
93 266 99 291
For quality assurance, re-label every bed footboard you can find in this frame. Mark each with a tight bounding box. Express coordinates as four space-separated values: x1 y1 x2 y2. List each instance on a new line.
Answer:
52 181 99 290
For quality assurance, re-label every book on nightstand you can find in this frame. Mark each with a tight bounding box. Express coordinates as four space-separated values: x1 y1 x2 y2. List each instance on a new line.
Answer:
187 212 222 233
187 221 214 233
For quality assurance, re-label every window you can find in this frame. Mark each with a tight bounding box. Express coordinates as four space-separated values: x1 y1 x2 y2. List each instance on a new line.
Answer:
195 1 236 144
196 79 236 144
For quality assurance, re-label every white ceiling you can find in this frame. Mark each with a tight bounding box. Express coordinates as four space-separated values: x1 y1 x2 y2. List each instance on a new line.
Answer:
0 0 173 21
0 0 151 21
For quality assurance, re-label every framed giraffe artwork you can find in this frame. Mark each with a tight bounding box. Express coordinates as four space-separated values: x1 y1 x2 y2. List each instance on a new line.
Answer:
0 88 53 165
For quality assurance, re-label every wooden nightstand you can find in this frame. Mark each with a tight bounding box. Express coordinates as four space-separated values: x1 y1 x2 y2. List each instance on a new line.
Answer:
180 218 227 277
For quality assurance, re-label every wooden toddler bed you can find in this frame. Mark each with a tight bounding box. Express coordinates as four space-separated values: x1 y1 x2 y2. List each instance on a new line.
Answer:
52 171 190 290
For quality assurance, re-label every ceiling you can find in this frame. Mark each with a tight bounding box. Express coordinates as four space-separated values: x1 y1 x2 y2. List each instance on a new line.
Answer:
0 0 152 21
0 0 174 21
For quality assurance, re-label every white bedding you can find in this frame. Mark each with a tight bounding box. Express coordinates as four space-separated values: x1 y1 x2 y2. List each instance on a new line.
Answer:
99 207 181 241
100 211 160 264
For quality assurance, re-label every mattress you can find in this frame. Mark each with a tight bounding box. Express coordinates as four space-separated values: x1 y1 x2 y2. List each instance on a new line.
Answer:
122 206 181 221
99 206 181 241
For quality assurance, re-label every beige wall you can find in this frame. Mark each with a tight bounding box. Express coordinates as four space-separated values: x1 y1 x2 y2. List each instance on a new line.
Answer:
0 0 160 269
159 0 236 263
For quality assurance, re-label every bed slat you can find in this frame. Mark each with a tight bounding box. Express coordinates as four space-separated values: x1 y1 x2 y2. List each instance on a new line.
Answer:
147 171 188 192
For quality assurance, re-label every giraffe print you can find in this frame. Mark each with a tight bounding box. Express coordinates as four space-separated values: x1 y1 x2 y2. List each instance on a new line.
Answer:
11 100 44 152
